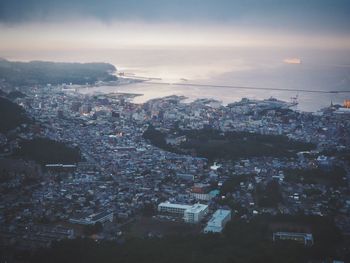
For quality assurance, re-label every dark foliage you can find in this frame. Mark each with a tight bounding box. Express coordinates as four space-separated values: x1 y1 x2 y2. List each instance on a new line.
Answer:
180 129 315 160
28 215 343 263
285 167 347 187
0 96 28 132
13 138 81 164
142 203 156 216
220 174 253 195
142 124 181 153
6 90 27 99
83 222 103 236
143 126 315 161
0 89 7 96
255 180 283 207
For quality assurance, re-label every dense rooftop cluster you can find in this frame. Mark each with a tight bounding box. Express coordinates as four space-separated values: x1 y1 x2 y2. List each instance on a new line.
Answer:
0 84 349 260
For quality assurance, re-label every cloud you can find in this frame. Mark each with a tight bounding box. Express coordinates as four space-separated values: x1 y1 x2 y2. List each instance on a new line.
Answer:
0 1 349 52
0 20 349 51
283 58 301 64
0 0 349 34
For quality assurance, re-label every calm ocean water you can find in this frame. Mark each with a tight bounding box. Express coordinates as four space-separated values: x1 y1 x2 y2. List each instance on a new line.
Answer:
4 47 350 112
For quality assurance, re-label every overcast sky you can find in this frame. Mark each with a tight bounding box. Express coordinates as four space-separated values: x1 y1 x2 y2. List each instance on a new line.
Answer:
0 0 349 51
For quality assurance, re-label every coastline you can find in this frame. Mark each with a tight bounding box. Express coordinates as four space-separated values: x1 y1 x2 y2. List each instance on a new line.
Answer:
74 80 343 113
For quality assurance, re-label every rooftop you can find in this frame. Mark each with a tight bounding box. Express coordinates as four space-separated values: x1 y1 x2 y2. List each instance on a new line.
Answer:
207 209 231 226
185 204 208 214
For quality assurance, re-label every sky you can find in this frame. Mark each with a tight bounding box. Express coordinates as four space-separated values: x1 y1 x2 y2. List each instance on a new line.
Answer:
0 0 350 51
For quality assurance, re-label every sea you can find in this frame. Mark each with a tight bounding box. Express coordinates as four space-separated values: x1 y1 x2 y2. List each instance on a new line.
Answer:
4 47 350 112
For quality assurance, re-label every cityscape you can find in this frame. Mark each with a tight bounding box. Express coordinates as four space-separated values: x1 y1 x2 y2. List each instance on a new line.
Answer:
1 0 350 262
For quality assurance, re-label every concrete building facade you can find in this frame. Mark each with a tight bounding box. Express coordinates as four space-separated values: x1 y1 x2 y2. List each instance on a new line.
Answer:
158 202 208 223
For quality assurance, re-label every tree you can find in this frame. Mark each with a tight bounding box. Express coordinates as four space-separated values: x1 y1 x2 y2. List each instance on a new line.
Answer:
256 180 282 207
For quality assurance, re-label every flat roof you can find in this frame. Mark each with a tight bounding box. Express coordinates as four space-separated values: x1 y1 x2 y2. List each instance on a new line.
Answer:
158 202 208 213
186 204 208 213
90 210 113 221
208 209 231 224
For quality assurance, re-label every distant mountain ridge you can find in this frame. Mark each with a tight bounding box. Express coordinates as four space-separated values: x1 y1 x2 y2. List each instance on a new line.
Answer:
0 59 117 86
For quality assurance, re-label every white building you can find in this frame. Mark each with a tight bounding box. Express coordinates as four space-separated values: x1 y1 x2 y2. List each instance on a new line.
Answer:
204 209 231 233
158 202 192 215
184 204 209 223
210 162 221 171
69 210 114 225
158 202 208 224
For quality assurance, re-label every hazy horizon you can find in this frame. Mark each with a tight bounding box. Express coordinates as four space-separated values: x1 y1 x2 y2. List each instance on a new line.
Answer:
1 0 349 111
1 0 350 53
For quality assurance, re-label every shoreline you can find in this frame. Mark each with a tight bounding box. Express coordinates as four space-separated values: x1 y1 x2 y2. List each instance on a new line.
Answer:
70 77 348 113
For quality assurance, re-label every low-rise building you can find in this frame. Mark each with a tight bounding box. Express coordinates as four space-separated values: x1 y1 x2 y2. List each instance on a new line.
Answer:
204 209 231 233
158 202 192 216
158 202 208 223
69 210 114 225
184 204 209 223
272 232 314 246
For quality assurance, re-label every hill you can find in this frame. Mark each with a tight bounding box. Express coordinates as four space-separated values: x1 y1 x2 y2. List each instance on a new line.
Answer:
143 126 315 160
13 138 81 164
0 59 117 86
0 96 28 133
